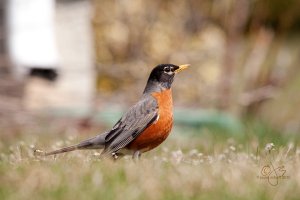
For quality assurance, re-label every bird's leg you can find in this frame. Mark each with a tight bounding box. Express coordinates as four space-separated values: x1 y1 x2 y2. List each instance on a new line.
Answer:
111 152 124 161
132 151 141 162
112 152 119 161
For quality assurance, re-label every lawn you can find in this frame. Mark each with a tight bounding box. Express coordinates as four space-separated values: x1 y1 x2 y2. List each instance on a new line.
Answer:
0 121 299 200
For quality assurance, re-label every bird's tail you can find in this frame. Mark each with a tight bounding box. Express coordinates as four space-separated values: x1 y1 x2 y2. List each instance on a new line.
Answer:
44 145 78 156
44 133 107 156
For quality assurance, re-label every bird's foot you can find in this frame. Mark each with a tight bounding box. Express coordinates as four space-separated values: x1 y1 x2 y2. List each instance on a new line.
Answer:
132 151 141 162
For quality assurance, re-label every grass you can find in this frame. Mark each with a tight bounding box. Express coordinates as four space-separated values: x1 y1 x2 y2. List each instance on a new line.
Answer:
0 121 300 200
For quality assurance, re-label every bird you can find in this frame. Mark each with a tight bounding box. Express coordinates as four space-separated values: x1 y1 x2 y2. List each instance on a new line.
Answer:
44 64 189 159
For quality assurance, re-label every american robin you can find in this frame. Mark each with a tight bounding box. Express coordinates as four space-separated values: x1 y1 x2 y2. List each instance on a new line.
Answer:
45 64 189 159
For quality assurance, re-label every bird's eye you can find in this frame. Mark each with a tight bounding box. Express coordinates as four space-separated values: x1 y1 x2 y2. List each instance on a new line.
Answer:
164 67 171 72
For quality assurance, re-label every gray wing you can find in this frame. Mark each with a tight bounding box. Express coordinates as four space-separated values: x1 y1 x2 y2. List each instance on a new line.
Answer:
101 95 159 157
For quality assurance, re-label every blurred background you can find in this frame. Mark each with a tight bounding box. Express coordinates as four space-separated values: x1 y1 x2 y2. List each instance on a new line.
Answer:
0 0 300 140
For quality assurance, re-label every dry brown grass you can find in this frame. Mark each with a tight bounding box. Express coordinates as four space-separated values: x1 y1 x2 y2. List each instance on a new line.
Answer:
1 127 299 200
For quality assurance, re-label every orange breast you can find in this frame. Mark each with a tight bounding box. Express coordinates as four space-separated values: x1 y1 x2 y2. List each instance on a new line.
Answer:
127 89 173 152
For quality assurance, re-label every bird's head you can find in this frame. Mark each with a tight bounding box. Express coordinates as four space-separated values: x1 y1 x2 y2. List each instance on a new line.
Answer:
144 64 189 93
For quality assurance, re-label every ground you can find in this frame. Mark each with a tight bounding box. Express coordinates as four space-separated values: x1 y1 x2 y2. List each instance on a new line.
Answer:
0 121 299 200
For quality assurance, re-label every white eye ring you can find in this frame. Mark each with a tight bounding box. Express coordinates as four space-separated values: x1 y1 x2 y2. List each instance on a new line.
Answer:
164 67 174 75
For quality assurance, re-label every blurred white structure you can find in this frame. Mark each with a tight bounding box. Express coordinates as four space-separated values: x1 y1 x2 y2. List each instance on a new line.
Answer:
7 0 59 78
6 0 95 113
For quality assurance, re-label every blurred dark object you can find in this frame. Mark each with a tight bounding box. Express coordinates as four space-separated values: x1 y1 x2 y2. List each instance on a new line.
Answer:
248 0 300 32
0 0 9 75
29 68 58 81
0 0 27 125
0 0 22 105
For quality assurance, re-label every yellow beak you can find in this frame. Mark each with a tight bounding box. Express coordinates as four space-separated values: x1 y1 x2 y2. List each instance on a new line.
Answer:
175 64 190 73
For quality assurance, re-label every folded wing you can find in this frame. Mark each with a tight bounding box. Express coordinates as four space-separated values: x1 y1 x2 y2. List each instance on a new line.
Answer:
101 95 159 157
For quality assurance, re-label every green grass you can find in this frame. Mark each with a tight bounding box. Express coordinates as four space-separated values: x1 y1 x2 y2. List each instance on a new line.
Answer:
0 122 299 200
